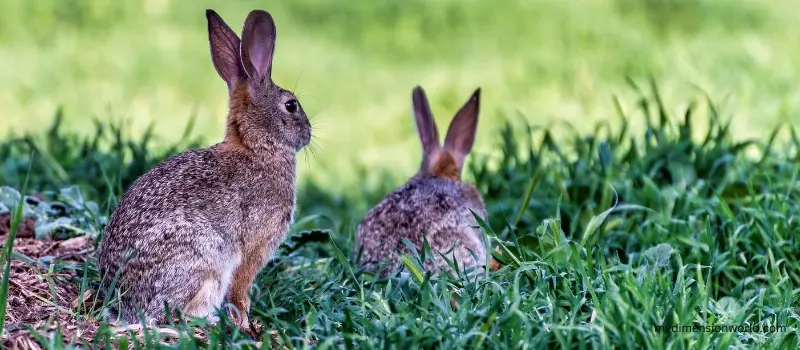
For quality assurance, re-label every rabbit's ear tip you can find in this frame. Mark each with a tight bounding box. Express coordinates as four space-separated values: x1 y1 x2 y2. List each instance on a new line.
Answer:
413 86 427 97
468 88 481 104
247 9 274 20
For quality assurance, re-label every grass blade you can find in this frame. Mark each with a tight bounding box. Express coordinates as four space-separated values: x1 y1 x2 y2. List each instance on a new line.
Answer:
0 151 33 336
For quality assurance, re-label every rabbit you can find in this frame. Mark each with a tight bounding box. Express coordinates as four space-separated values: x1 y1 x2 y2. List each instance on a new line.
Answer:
97 9 311 330
355 86 489 276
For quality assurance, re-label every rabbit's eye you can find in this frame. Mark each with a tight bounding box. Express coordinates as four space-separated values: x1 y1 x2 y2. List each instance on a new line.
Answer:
284 100 299 113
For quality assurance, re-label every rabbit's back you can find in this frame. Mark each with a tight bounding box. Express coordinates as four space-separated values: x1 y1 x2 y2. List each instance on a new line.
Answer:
357 176 487 274
99 148 241 269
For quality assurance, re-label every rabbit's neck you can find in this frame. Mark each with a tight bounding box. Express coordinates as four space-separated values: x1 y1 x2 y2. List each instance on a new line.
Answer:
220 135 295 161
248 145 296 174
213 141 296 181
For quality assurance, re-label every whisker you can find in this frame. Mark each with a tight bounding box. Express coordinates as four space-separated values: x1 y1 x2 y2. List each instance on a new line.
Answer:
310 134 326 148
295 88 318 98
292 69 305 95
304 139 322 170
303 148 310 172
307 139 323 167
310 121 327 132
307 101 331 116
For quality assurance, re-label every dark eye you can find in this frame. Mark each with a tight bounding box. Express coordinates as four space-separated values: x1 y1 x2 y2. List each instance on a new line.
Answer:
284 99 299 113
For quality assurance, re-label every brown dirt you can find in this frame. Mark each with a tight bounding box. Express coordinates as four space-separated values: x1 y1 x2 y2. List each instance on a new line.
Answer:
0 213 281 348
1 233 99 349
0 213 37 239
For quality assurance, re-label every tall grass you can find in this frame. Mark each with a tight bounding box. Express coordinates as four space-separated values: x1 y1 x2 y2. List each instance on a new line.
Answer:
0 155 31 338
1 86 798 348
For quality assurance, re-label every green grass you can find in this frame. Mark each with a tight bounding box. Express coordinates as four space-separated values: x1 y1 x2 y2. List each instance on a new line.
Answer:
0 166 28 339
2 1 800 348
2 0 800 187
1 84 799 348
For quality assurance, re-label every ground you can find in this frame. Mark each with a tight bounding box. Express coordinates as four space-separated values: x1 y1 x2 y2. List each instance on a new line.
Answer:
1 230 95 349
2 1 800 348
1 92 799 348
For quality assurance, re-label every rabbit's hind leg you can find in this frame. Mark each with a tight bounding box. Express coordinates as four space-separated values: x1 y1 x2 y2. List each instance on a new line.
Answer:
183 270 227 323
179 246 241 325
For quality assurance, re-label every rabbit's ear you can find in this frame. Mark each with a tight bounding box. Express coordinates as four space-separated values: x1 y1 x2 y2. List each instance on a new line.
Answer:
443 88 481 167
240 10 277 81
206 9 244 89
412 86 441 155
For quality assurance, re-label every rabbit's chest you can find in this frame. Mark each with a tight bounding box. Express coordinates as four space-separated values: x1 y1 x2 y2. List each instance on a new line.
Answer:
232 165 297 256
249 205 292 233
237 192 294 256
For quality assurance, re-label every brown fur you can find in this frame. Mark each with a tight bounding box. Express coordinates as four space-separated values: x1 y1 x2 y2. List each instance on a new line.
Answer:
223 83 252 150
488 247 503 271
429 151 461 181
227 255 259 327
356 87 487 276
97 9 310 329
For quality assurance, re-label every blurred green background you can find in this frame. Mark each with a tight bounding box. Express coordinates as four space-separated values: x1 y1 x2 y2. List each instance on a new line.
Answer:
1 0 798 188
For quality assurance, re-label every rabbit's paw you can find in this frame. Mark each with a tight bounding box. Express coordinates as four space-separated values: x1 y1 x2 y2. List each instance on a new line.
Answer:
227 303 250 330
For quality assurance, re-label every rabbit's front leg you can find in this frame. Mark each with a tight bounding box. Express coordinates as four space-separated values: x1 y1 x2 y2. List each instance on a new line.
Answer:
227 257 261 330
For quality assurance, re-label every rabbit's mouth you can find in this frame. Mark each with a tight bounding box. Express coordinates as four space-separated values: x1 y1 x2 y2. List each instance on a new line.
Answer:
295 127 311 151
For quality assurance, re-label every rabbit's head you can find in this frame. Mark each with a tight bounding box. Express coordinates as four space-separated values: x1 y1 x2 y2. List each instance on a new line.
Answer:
411 86 481 181
206 9 311 153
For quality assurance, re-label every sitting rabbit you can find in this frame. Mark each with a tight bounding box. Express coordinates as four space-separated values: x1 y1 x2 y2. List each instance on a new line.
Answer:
98 9 311 329
356 86 488 276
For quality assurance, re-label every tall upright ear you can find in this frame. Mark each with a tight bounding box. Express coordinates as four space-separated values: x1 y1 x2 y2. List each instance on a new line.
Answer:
412 86 441 156
443 88 481 167
240 10 277 81
206 9 244 89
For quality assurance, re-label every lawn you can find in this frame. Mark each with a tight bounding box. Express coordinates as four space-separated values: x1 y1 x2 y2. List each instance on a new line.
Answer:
1 0 800 349
2 83 799 348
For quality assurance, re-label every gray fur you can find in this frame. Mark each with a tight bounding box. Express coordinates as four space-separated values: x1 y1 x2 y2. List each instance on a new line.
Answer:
356 86 487 276
356 175 487 275
97 9 310 326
